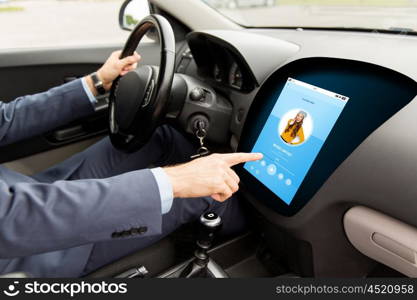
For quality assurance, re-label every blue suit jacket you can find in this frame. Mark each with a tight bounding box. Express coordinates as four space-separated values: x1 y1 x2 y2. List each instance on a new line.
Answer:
0 79 162 277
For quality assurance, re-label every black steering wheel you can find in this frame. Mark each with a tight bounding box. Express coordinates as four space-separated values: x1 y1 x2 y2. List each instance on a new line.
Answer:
109 14 176 152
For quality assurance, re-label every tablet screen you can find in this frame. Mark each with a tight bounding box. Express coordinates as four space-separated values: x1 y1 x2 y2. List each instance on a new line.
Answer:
244 78 349 205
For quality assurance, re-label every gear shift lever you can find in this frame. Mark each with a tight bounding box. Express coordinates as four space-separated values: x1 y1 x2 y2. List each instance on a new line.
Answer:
179 212 222 278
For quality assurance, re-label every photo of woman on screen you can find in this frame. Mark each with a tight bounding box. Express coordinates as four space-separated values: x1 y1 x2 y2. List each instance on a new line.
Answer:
280 111 307 145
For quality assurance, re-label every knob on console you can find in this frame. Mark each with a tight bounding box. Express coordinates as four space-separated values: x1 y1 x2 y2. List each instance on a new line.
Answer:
200 212 222 227
198 212 222 249
189 87 205 102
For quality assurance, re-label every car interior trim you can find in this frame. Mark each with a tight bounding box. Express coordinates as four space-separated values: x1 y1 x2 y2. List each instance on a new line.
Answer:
344 206 417 277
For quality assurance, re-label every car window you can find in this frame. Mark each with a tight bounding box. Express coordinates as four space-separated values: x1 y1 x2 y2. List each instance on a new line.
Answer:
0 0 137 50
201 0 417 33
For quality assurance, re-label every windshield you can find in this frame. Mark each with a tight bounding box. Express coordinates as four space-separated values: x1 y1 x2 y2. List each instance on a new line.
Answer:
201 0 417 32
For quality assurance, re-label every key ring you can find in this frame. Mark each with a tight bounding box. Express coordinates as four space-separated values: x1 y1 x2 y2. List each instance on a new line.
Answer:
196 128 206 139
190 120 210 159
195 128 206 147
197 146 209 155
190 146 210 159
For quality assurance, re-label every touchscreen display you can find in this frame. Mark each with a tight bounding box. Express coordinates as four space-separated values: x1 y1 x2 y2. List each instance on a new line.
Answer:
244 78 349 205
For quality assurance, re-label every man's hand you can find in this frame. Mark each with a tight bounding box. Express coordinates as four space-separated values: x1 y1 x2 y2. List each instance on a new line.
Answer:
163 153 263 202
85 50 141 95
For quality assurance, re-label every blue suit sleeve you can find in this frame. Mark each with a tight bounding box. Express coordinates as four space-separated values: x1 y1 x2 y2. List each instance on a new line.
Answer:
0 169 163 259
150 168 174 214
0 79 94 146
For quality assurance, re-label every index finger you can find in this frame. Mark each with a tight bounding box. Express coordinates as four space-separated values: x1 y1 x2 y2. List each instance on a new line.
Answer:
221 152 263 167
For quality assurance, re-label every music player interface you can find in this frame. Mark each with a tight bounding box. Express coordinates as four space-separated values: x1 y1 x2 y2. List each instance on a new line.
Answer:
244 78 349 205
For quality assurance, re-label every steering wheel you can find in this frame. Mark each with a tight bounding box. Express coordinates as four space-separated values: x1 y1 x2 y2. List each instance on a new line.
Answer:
109 14 176 152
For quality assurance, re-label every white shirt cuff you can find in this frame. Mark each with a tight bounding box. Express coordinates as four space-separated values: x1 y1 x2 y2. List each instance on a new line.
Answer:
150 167 174 215
81 77 98 108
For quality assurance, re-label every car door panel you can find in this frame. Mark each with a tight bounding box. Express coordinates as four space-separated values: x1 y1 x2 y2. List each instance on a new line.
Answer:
0 43 162 100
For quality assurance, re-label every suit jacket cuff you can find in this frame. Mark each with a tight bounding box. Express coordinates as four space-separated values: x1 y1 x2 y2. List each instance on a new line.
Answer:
150 167 174 214
81 77 98 108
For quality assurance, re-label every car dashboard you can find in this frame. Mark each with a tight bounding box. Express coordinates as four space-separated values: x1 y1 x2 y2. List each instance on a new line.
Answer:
187 32 257 92
175 28 417 277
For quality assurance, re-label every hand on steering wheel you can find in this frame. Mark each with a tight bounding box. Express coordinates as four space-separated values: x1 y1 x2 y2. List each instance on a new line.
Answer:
108 14 176 152
98 50 141 91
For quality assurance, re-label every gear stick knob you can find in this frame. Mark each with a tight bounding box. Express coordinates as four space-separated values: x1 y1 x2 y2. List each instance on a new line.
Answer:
198 212 222 249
